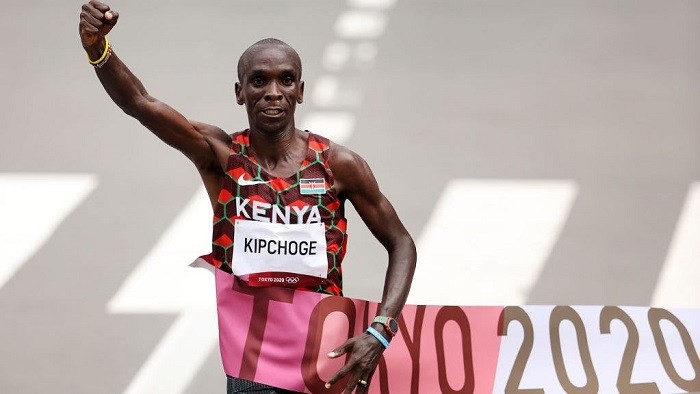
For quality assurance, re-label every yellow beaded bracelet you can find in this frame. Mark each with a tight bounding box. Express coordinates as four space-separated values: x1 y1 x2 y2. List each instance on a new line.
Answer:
87 36 110 65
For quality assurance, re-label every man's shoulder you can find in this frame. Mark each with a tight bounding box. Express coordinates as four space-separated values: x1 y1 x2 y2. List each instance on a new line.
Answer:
191 120 233 144
323 139 375 195
190 120 230 138
322 138 356 168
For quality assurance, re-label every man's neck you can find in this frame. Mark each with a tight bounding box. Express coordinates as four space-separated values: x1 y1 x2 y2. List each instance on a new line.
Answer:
248 125 306 175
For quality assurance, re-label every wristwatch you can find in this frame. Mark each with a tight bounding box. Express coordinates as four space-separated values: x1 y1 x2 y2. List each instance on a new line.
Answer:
372 316 399 337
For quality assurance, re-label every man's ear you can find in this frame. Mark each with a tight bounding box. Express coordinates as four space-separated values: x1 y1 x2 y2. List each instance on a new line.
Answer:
297 80 304 104
235 82 244 105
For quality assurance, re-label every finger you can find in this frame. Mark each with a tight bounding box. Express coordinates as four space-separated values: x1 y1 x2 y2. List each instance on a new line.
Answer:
358 368 376 394
366 367 377 383
325 362 354 389
85 1 118 26
328 337 355 358
344 374 367 394
354 355 378 393
105 10 119 24
82 3 103 20
355 379 370 394
90 0 110 13
97 10 118 35
350 365 374 394
343 380 357 394
328 339 353 358
80 11 103 29
342 370 364 394
79 20 99 34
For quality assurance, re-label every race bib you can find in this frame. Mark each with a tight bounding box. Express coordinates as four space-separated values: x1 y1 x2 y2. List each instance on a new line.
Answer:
232 220 327 287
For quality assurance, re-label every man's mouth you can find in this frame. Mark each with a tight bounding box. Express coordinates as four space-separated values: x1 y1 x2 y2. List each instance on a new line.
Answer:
262 108 284 116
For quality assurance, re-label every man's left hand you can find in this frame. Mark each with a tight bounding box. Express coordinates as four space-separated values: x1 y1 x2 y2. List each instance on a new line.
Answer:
325 332 386 393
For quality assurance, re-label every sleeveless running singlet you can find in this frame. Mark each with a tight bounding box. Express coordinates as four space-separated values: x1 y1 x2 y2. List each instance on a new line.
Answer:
201 130 347 295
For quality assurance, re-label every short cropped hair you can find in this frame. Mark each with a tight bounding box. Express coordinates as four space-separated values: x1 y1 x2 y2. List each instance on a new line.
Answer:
237 38 302 81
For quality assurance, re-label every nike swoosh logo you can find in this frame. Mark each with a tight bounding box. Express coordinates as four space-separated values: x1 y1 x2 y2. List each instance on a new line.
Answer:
237 174 270 186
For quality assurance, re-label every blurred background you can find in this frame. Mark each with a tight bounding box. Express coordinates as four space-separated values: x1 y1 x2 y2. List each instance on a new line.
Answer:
1 0 698 392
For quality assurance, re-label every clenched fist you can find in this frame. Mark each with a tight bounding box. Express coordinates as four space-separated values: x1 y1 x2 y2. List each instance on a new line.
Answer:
79 0 119 50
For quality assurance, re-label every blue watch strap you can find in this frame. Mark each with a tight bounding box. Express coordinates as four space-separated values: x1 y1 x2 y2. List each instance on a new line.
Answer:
366 327 390 349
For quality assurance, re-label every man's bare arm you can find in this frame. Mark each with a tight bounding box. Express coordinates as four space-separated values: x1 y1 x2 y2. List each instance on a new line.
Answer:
334 147 416 321
79 1 228 170
325 144 417 394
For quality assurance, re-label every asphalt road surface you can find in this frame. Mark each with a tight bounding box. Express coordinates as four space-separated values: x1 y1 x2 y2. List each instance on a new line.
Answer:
1 0 698 392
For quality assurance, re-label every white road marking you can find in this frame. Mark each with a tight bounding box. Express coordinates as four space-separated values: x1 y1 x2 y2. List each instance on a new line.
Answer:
300 112 356 144
334 11 388 39
652 182 700 308
348 0 398 9
108 188 218 394
354 41 378 69
322 42 352 71
311 75 363 108
108 188 214 313
122 310 218 394
407 179 578 306
311 75 340 107
0 173 97 289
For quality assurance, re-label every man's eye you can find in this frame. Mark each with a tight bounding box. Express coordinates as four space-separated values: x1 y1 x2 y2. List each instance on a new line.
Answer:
282 77 293 85
252 78 264 86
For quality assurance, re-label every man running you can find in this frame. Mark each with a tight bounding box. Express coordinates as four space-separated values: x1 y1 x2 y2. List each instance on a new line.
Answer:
79 1 416 393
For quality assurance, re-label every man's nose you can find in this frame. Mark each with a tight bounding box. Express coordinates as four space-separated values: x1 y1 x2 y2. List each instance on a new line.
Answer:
264 81 283 101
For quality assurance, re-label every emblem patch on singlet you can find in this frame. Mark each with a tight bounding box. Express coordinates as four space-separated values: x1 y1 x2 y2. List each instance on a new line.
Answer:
300 178 326 195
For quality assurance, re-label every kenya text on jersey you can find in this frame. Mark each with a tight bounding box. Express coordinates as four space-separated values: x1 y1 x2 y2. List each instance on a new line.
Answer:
235 197 322 224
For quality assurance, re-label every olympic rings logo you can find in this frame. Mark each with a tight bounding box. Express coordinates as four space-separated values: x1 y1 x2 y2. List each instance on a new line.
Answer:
286 277 300 284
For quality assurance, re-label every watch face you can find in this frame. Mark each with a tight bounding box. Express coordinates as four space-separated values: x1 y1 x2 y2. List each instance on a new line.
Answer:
388 318 399 333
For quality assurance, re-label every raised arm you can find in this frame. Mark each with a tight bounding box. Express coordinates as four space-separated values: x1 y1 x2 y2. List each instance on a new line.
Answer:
325 144 417 393
78 1 228 170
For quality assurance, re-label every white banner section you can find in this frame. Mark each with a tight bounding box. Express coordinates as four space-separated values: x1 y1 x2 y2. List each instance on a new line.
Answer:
494 305 700 393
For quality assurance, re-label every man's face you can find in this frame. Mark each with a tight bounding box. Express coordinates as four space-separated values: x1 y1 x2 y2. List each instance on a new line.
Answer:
235 45 304 133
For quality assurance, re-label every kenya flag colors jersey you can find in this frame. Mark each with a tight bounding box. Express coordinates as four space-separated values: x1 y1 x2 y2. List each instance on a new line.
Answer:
202 130 348 295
